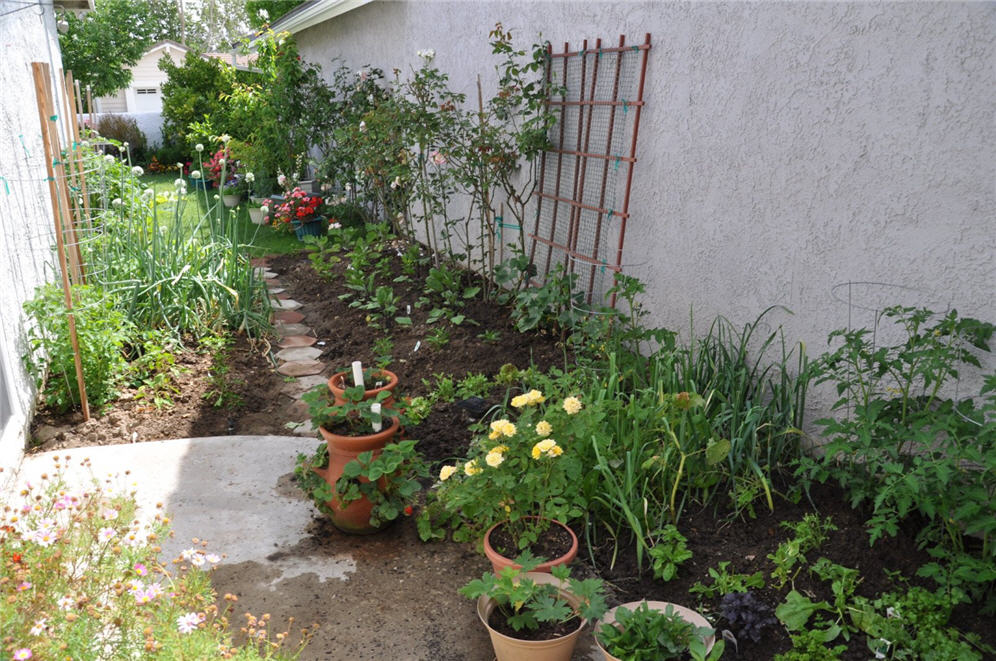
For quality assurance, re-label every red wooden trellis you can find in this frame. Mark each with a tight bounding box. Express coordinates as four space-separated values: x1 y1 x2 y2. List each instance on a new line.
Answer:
529 34 651 306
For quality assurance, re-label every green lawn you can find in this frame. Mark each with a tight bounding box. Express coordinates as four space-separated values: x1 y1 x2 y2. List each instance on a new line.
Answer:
141 173 303 256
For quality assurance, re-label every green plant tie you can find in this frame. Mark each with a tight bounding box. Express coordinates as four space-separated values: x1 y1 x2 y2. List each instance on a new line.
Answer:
614 156 621 171
0 176 9 194
631 45 640 51
621 99 629 113
580 49 586 58
601 259 608 274
18 134 30 157
50 114 58 121
607 209 614 219
597 48 603 59
53 159 62 167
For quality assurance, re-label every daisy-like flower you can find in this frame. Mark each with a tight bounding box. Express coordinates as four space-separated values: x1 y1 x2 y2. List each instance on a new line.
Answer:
180 548 198 561
135 589 154 604
189 553 206 567
57 595 74 610
205 553 221 564
126 579 143 594
531 439 563 459
535 420 553 437
29 618 46 636
97 527 115 542
17 581 32 591
464 459 482 476
176 612 201 634
562 396 583 415
146 582 164 599
439 465 457 481
133 562 147 576
30 528 58 547
485 451 505 468
13 649 32 660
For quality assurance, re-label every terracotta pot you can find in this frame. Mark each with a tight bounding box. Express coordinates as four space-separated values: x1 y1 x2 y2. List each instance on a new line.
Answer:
327 369 399 407
483 517 578 575
314 417 400 534
222 193 241 207
595 600 715 660
476 571 586 661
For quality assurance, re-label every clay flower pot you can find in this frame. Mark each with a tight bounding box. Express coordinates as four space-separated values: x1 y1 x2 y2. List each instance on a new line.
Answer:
476 571 586 661
595 600 716 661
314 417 400 534
483 517 578 575
327 369 399 407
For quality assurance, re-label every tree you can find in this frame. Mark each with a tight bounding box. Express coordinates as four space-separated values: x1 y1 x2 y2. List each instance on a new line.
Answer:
59 0 161 98
246 0 305 29
159 51 236 150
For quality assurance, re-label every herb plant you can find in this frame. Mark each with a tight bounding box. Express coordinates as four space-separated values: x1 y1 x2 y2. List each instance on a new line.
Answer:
648 525 693 582
690 561 765 599
719 591 777 644
597 601 722 661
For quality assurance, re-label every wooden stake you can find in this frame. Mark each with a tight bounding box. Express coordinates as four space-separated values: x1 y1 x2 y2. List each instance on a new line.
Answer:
32 62 90 420
65 71 93 234
57 69 86 284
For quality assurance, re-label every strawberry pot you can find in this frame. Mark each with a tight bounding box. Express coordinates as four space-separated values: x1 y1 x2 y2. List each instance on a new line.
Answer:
483 517 578 575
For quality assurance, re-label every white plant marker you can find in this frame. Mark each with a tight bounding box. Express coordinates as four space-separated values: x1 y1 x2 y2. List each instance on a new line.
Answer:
371 402 383 432
352 360 364 388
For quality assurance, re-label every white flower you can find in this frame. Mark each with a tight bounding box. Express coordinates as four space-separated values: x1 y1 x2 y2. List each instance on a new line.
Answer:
417 48 435 61
122 141 129 148
277 174 287 187
195 143 204 152
176 612 201 634
260 205 269 215
131 166 143 176
174 178 185 188
258 8 269 20
245 172 255 183
191 170 201 179
189 552 206 567
359 120 367 132
205 553 221 564
111 198 122 207
344 183 352 192
219 134 231 144
104 154 115 163
176 162 184 170
329 222 342 230
218 158 226 166
57 595 73 610
29 618 46 636
180 548 198 561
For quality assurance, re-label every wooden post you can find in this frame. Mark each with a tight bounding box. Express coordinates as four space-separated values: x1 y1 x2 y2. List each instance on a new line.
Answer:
65 71 93 234
32 62 90 420
57 69 87 284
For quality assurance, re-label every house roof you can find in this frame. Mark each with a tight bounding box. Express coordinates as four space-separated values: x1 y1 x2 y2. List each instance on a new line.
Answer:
268 0 374 34
141 41 256 71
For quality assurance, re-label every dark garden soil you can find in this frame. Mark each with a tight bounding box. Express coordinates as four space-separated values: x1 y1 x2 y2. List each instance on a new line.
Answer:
25 247 996 659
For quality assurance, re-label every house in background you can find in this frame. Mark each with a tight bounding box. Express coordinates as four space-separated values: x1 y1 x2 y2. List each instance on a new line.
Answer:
89 41 253 146
93 40 254 114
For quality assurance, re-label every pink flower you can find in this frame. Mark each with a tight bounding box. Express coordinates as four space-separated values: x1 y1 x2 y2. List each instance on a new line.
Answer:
429 150 447 165
17 581 31 591
13 649 32 660
134 562 147 576
176 612 203 634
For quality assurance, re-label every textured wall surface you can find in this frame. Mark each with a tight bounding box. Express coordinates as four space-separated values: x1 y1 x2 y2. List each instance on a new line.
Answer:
299 1 994 408
0 5 67 472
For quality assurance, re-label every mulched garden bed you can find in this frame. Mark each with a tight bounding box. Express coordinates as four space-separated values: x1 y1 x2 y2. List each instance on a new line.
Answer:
26 246 995 658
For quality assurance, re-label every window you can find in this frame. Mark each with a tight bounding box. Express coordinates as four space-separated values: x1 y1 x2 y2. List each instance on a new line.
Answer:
135 88 158 95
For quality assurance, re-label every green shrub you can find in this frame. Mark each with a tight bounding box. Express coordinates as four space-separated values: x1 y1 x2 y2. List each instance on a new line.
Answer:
24 284 132 415
95 114 148 162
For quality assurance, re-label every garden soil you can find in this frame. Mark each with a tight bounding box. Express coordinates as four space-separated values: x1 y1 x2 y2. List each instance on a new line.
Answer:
25 249 996 660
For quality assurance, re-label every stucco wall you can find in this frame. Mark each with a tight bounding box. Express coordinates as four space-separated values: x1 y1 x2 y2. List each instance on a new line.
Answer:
0 5 67 472
293 1 995 408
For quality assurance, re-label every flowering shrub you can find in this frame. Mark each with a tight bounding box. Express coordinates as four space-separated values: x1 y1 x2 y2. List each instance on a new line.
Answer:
264 187 325 231
205 146 237 186
419 388 589 550
0 459 312 659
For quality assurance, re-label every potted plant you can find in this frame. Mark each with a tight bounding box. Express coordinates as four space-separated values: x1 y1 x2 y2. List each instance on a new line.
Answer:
219 173 245 208
595 601 722 661
263 186 326 240
460 553 607 661
333 439 428 527
297 384 410 533
419 388 589 573
248 199 268 225
327 361 399 406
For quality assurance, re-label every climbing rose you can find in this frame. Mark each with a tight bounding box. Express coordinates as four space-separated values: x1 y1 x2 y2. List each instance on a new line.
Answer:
439 465 456 481
532 439 563 459
535 420 553 437
562 397 583 415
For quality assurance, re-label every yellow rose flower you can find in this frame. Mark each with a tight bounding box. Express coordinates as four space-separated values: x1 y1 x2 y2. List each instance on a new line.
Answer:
562 396 582 415
531 439 560 459
510 394 528 408
526 389 545 405
490 419 516 438
464 460 482 476
439 465 457 481
499 421 517 437
485 451 505 468
488 429 502 441
490 445 509 454
535 420 553 437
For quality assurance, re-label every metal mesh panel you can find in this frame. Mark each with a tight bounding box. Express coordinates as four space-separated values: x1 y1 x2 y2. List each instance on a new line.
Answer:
530 35 651 306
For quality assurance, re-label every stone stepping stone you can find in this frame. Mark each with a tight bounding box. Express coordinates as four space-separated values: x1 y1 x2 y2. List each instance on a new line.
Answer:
265 277 283 286
277 360 325 377
272 298 302 311
274 322 312 336
273 309 305 324
267 287 286 294
253 268 279 279
278 334 316 348
275 346 323 363
279 374 328 398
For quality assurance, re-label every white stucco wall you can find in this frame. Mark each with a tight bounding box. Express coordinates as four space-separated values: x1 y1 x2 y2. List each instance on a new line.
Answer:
293 1 995 400
0 5 67 472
